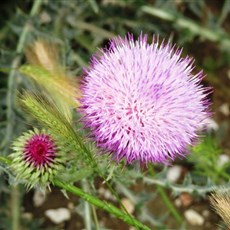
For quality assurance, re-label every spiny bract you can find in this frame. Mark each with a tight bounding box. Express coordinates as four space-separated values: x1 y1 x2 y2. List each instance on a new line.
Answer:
10 128 65 189
80 33 211 164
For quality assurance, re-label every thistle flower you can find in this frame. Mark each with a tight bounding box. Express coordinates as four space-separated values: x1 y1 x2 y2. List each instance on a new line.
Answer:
80 33 211 164
210 189 230 227
10 128 65 189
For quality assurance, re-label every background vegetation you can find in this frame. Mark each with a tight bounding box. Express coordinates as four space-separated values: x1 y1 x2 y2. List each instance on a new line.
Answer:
0 0 230 229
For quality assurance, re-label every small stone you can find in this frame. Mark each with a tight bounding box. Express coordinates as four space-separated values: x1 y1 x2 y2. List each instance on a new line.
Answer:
180 193 193 207
129 227 136 230
98 187 105 194
40 11 51 24
202 210 210 218
45 208 71 224
219 103 229 116
104 190 113 200
33 189 46 207
203 118 219 131
22 212 33 221
184 209 204 226
174 198 182 207
98 187 115 201
121 198 135 214
67 202 75 210
217 154 230 167
167 165 182 183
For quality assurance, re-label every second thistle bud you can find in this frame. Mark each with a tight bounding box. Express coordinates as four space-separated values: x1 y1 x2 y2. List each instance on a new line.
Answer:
10 128 65 189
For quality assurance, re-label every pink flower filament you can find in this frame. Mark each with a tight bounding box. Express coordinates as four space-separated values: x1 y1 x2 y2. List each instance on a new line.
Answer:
24 134 56 167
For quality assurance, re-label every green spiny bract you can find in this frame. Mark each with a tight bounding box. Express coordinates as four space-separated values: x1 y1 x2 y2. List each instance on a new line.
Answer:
9 128 66 190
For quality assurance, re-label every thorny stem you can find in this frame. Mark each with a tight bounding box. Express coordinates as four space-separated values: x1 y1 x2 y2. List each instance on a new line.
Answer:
142 176 230 195
1 155 230 228
2 1 43 230
0 156 150 230
149 166 183 224
69 130 134 226
54 179 151 230
81 179 92 230
156 186 182 222
16 60 132 228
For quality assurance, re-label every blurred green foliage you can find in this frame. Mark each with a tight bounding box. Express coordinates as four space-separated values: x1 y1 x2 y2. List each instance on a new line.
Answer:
189 135 230 183
0 0 230 229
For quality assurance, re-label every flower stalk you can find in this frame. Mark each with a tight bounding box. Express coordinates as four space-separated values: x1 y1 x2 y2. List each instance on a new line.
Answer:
148 165 182 224
0 155 150 229
53 179 151 230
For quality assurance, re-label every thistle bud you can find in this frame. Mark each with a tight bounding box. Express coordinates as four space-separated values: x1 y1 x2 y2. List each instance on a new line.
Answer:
10 128 65 189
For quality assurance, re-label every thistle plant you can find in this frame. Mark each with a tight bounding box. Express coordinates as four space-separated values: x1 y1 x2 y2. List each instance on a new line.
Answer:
3 1 230 229
0 32 215 230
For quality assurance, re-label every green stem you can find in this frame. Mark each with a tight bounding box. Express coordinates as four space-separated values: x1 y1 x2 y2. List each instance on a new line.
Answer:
149 166 182 224
0 156 148 229
142 176 230 195
91 205 99 230
54 179 151 230
11 186 20 230
20 79 133 227
81 179 92 230
156 186 182 223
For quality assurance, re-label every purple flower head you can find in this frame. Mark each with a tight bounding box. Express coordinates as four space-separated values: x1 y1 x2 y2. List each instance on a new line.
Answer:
81 33 211 164
24 132 56 167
